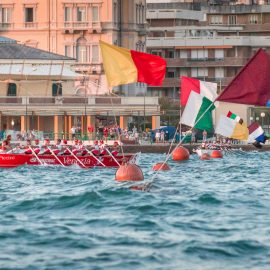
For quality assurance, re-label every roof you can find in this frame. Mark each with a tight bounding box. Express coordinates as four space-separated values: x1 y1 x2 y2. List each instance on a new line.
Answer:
0 36 17 43
0 42 74 61
0 63 82 80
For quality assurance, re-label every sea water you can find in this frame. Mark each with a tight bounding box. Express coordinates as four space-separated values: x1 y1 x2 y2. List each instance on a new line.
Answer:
0 151 270 270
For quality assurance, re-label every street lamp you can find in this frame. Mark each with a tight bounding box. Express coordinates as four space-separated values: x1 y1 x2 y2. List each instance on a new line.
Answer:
256 116 259 121
261 112 265 127
11 119 14 129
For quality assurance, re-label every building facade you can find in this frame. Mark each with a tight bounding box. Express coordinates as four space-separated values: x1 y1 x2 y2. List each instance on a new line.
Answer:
0 37 160 138
146 0 270 132
0 0 147 96
0 1 163 135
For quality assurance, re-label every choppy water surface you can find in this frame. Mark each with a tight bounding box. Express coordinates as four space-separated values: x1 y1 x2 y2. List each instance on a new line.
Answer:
1 151 270 269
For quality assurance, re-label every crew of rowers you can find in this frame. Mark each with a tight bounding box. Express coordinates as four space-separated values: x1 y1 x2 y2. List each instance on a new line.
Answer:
0 136 120 156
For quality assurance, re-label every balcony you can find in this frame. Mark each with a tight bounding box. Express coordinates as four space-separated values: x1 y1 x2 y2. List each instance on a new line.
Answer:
147 9 205 21
166 57 248 67
147 36 270 48
148 76 233 89
62 21 102 33
0 22 13 30
24 22 38 29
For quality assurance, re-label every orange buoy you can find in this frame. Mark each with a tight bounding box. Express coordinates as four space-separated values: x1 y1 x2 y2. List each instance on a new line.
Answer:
200 153 211 160
211 150 223 159
172 146 190 161
152 162 170 171
115 163 144 182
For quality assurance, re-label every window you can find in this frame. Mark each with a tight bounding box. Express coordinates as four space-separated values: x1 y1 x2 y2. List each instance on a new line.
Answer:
210 15 222 25
92 7 99 22
249 14 258 24
165 50 174 58
1 7 12 24
191 68 208 78
76 37 87 62
25 7 34 22
215 67 224 79
191 49 208 60
215 49 224 59
7 83 17 96
151 50 162 57
52 83 62 96
65 45 71 57
228 15 237 25
180 68 188 76
92 45 99 62
64 7 71 22
180 50 187 59
77 7 86 22
167 70 175 78
136 5 139 24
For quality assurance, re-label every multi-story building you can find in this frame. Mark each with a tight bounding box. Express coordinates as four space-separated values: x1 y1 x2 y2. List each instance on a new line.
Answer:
0 0 147 96
0 1 163 134
0 36 160 137
146 0 270 131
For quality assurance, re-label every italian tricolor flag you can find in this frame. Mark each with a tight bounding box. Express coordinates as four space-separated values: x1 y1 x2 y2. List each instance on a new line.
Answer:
180 76 218 106
215 113 248 140
227 111 243 124
180 91 216 131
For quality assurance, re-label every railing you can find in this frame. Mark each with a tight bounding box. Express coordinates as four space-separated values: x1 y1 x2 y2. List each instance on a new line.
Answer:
62 21 101 31
147 35 270 47
0 96 160 107
166 57 248 67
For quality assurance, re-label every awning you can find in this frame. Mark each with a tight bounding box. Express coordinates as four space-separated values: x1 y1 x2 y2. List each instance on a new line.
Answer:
0 64 82 80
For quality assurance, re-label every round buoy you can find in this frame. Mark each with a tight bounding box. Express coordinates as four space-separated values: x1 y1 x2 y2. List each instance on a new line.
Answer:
172 146 190 161
115 163 144 182
152 162 170 171
211 150 223 159
200 153 211 160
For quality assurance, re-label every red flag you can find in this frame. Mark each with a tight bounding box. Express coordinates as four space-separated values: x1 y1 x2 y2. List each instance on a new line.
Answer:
180 76 200 106
217 49 270 106
131 50 166 86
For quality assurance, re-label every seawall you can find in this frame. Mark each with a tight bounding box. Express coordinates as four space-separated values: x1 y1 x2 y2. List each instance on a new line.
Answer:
122 144 270 153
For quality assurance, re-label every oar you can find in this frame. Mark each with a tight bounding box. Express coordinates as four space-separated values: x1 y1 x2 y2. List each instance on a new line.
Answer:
28 146 44 165
85 148 106 167
66 147 87 168
47 146 66 167
105 148 121 166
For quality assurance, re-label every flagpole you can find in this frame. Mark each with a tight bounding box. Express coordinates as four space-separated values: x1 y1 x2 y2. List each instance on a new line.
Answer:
144 99 216 191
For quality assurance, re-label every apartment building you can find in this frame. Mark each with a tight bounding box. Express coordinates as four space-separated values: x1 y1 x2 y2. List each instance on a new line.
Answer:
146 0 270 130
0 0 147 96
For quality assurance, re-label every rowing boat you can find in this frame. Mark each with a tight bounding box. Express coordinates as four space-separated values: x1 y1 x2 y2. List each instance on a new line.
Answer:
0 153 137 168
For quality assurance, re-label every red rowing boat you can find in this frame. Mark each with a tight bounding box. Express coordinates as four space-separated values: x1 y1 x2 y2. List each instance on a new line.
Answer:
0 153 137 168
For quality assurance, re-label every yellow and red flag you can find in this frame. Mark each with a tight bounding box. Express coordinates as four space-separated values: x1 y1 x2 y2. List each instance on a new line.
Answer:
100 40 166 87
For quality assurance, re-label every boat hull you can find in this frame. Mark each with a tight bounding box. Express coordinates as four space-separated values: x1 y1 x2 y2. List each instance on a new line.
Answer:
0 153 136 168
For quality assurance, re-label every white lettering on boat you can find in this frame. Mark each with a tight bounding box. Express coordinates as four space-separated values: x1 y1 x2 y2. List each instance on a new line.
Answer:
0 156 15 160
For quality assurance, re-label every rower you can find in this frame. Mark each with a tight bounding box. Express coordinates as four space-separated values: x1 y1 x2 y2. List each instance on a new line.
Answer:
111 141 120 157
41 138 51 155
0 140 8 153
50 139 62 155
62 139 71 155
78 140 87 156
33 139 41 154
92 140 100 156
24 139 33 154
